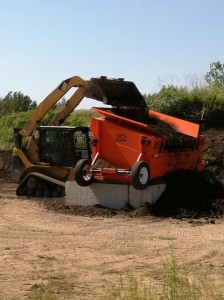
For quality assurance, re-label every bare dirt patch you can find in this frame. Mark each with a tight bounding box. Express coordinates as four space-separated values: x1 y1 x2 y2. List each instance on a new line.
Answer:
0 180 224 299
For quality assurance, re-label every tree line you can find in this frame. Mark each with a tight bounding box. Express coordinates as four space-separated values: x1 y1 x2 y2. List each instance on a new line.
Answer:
144 61 224 123
0 91 37 117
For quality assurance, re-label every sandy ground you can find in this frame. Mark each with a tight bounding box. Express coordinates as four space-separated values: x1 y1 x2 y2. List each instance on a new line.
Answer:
0 180 224 300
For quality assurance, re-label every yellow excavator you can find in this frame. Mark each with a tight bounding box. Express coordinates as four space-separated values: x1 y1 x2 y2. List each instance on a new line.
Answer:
12 76 93 197
12 75 144 197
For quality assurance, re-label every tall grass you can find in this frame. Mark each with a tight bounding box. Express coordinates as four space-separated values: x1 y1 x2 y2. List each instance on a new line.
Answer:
106 249 221 300
30 288 56 300
145 82 224 120
0 127 14 150
160 250 201 300
107 275 157 300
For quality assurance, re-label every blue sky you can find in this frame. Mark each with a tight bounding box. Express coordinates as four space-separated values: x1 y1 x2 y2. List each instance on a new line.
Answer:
0 0 224 109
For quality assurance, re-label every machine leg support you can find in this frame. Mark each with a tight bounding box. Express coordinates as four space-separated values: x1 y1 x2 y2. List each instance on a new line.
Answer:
65 182 166 209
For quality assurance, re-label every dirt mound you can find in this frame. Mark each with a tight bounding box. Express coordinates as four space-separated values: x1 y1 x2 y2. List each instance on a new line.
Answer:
0 150 12 182
0 150 12 170
148 116 197 149
202 128 224 194
148 170 224 219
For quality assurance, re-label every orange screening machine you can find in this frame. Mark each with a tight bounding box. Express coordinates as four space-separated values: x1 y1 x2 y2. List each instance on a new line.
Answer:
74 77 206 190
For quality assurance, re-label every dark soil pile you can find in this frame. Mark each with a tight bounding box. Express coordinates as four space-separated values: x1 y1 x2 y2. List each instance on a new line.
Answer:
0 150 12 170
146 127 224 219
202 128 224 188
148 116 197 149
148 170 224 219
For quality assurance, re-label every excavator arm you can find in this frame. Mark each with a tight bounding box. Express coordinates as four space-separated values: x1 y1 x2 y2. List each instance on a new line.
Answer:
19 76 88 136
50 85 87 126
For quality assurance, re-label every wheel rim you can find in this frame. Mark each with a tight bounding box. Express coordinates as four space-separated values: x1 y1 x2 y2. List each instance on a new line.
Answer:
139 166 149 185
82 165 92 182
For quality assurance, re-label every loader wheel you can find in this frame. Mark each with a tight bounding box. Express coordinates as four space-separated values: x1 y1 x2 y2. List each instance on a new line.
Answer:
130 161 150 190
75 159 94 187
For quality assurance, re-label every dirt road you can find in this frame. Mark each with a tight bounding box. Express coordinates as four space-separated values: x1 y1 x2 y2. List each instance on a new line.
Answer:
0 179 224 299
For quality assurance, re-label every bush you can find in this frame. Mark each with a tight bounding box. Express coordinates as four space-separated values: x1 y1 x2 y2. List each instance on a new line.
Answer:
144 84 224 123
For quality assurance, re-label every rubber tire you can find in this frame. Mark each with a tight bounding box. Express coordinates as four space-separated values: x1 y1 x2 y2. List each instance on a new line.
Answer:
75 159 94 187
130 161 150 190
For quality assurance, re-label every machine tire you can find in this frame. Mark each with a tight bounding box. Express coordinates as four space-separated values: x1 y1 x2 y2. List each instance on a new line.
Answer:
75 159 94 186
130 161 150 190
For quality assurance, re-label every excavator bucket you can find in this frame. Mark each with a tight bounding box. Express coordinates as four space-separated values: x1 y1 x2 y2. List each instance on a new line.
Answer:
85 76 147 109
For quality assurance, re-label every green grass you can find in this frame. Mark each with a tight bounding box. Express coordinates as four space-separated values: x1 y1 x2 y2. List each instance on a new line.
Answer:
0 127 14 150
29 288 57 300
0 288 57 300
160 250 201 300
107 275 157 300
105 249 222 300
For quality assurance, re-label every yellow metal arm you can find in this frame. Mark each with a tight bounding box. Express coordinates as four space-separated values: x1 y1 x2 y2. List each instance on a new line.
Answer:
50 86 86 126
19 76 88 136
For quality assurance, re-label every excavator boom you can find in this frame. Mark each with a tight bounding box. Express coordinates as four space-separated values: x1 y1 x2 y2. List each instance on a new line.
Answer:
19 76 88 136
50 86 86 126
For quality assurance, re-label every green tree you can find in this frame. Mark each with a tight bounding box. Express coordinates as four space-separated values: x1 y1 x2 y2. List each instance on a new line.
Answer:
0 91 37 117
205 61 224 87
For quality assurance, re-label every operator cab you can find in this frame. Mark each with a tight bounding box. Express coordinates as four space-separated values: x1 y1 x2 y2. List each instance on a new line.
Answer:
37 126 92 167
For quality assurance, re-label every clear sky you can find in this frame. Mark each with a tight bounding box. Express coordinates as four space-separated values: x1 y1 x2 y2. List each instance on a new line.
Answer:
0 0 224 109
